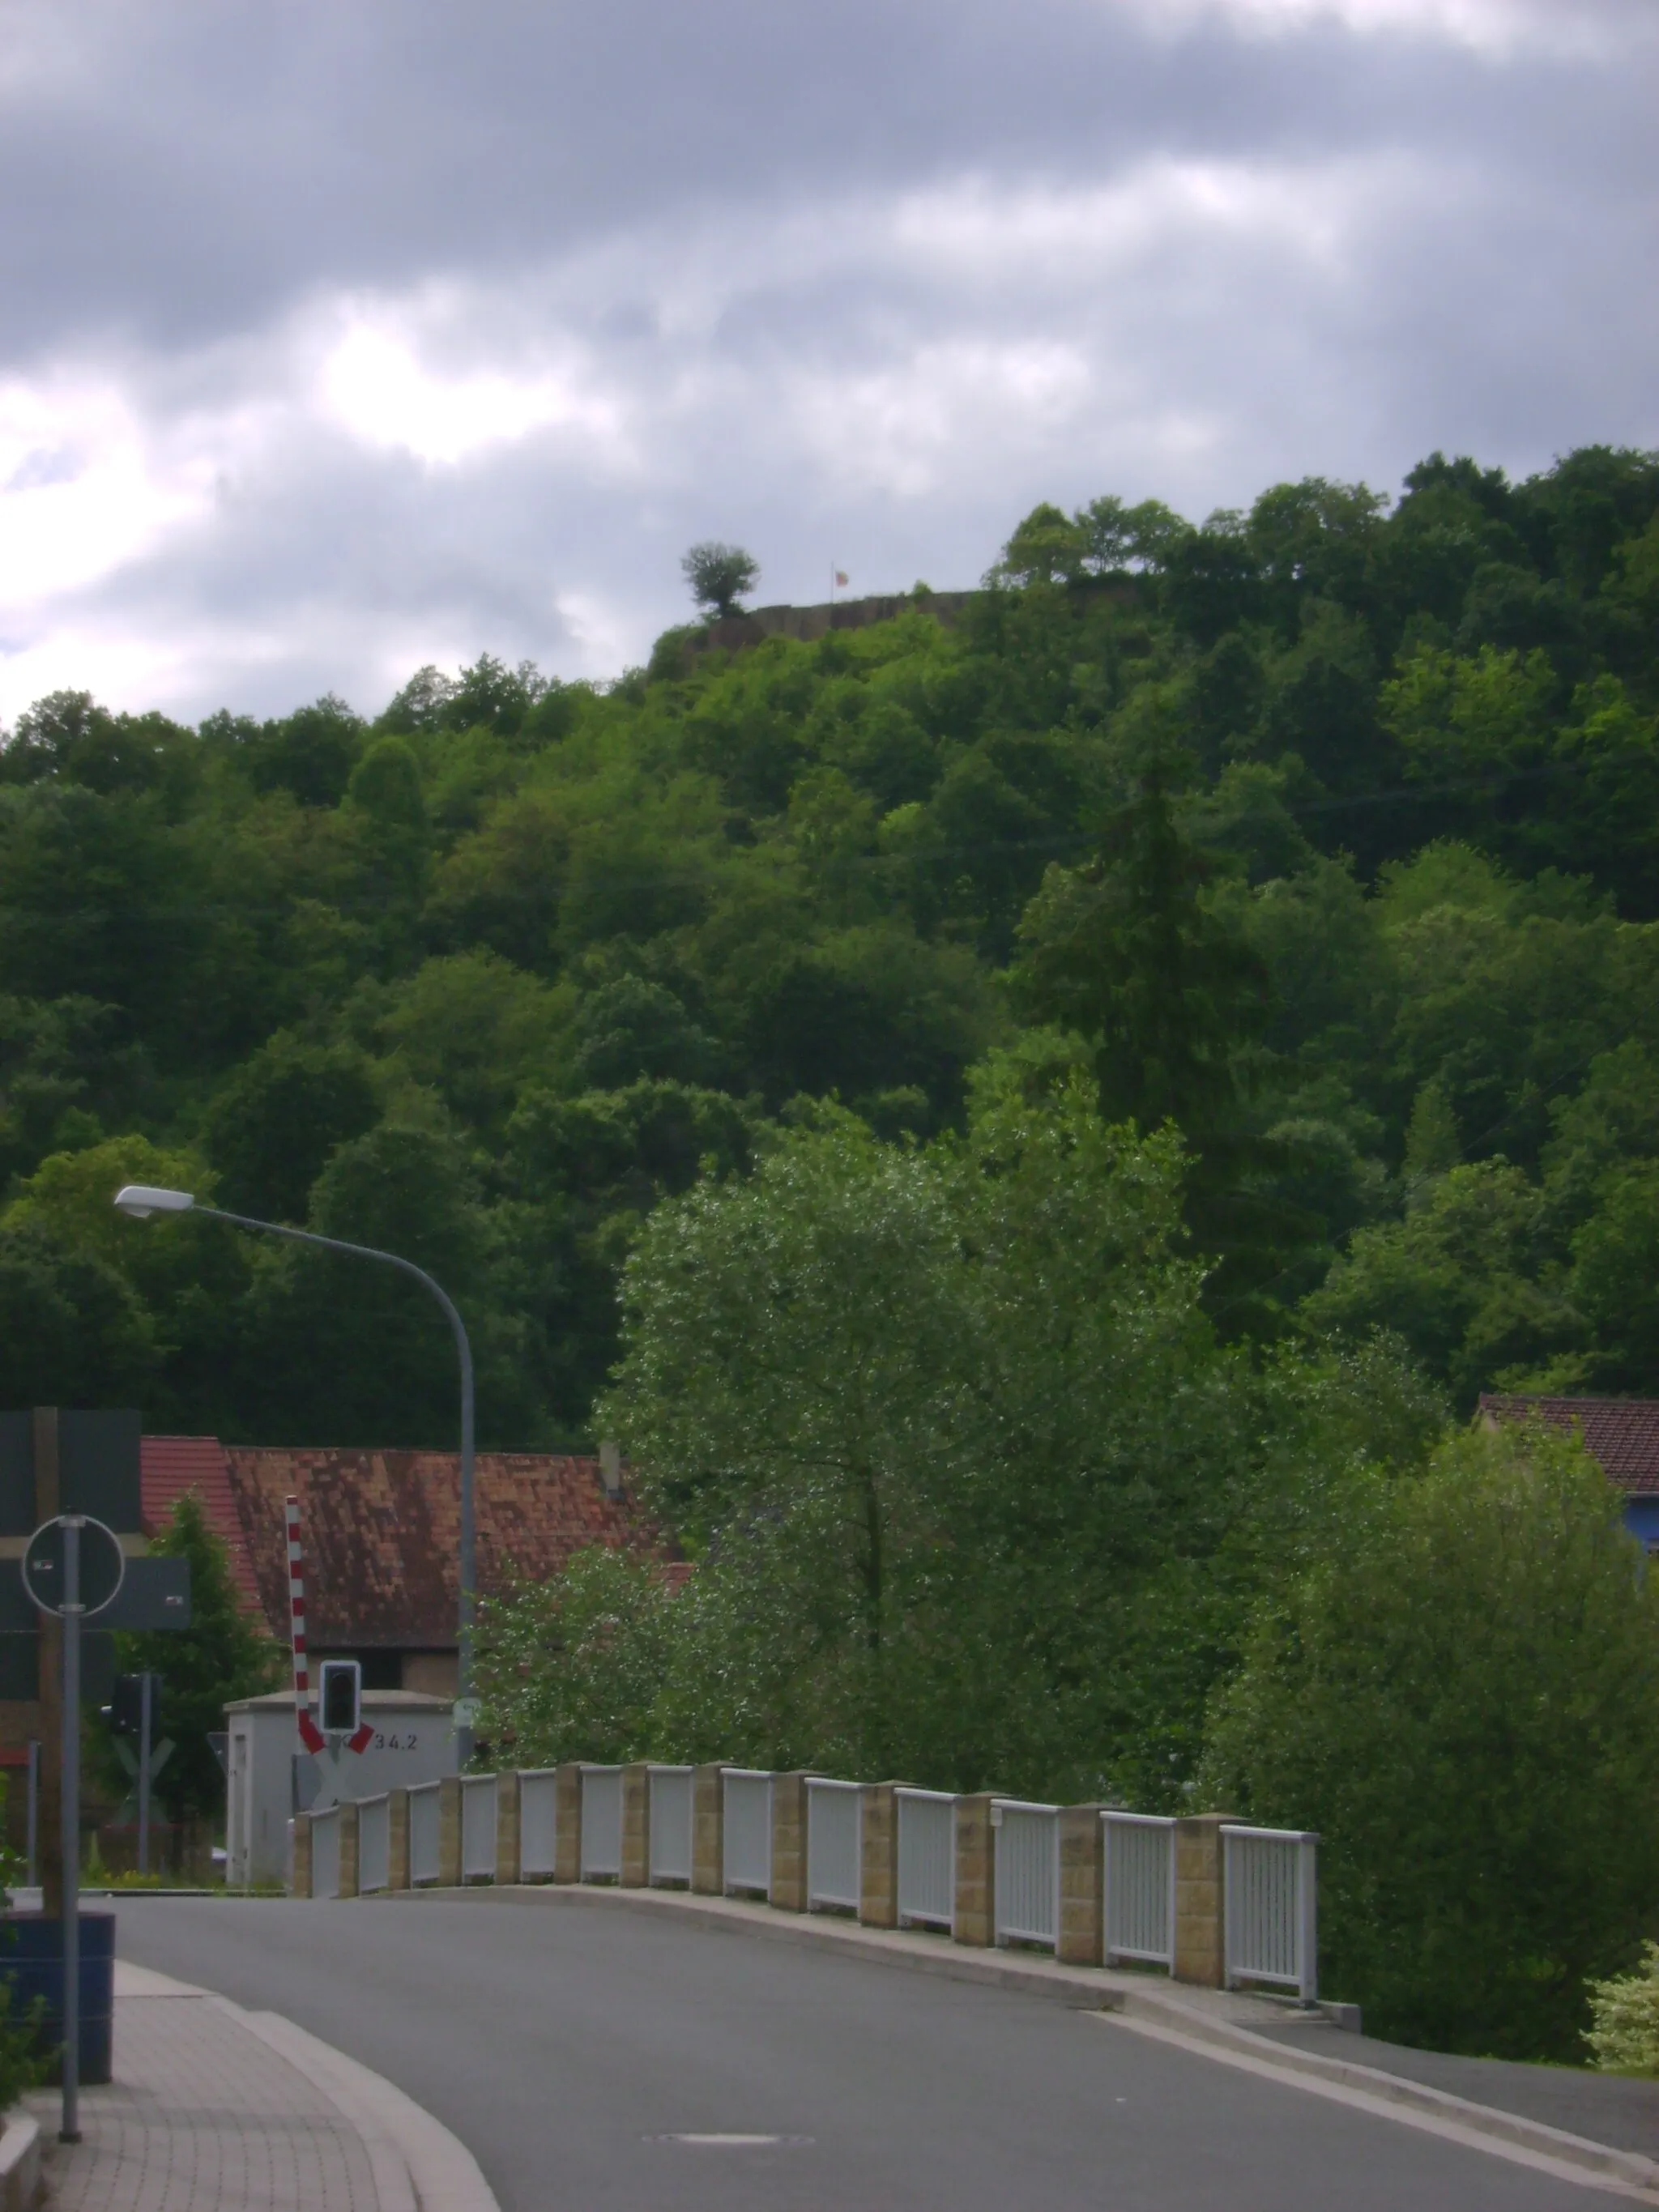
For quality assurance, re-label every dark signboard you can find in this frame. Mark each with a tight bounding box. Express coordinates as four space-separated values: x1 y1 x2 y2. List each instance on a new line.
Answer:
0 1410 143 1536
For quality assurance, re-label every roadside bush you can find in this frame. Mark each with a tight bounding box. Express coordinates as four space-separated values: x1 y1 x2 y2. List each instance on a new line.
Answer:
1200 1425 1659 2061
0 1794 49 2107
1587 1942 1659 2073
0 1985 46 2112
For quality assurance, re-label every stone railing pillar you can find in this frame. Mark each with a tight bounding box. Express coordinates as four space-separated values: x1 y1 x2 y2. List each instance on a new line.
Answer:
554 1764 582 1882
770 1771 808 1912
1174 1813 1232 1988
1056 1804 1103 1967
291 1812 313 1899
691 1763 724 1894
953 1793 995 1947
494 1771 522 1886
437 1775 463 1887
621 1762 651 1886
337 1801 360 1899
386 1788 410 1890
859 1784 898 1928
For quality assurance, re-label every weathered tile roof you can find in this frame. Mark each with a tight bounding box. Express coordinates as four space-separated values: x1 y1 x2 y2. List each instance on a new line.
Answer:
1478 1394 1659 1496
220 1446 663 1647
139 1434 264 1613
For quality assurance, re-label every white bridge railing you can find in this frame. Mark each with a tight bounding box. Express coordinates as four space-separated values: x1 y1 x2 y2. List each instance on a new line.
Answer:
1102 1811 1175 1967
518 1769 559 1879
649 1764 693 1884
357 1794 390 1895
1223 1825 1318 2001
805 1777 861 1912
311 1804 341 1899
408 1781 441 1886
723 1769 773 1896
896 1788 954 1929
992 1800 1058 1950
292 1763 1320 2007
581 1765 623 1882
461 1775 497 1881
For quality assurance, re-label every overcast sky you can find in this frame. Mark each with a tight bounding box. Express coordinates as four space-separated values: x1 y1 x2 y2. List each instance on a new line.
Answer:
0 0 1654 726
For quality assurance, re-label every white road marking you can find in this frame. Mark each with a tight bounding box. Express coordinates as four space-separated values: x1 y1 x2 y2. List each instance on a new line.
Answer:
649 2133 814 2146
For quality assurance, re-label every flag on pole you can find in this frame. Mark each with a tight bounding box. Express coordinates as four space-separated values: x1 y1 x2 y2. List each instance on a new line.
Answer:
834 570 849 587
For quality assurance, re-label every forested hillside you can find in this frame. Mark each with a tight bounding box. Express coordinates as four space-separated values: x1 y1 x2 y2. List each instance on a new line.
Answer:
3 443 1658 1446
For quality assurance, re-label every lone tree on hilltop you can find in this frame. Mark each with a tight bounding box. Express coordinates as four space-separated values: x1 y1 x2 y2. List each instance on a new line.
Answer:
682 542 759 620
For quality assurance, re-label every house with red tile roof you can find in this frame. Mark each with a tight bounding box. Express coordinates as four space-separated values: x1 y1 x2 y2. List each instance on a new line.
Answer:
139 1436 670 1693
1478 1395 1659 1547
140 1434 265 1613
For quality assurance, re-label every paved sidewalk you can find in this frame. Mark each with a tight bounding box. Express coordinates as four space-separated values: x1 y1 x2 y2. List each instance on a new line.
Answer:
30 1966 384 2212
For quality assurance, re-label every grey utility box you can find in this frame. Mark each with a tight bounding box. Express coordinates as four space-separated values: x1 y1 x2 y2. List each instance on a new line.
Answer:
224 1690 460 1888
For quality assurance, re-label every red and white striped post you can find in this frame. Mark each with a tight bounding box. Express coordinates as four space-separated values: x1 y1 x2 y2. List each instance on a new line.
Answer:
286 1495 326 1755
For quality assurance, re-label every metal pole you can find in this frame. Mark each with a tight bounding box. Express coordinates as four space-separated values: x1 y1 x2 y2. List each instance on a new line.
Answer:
1299 1833 1319 2006
60 1517 81 2146
189 1206 479 1767
138 1673 151 1878
456 1323 476 1768
25 1742 37 1891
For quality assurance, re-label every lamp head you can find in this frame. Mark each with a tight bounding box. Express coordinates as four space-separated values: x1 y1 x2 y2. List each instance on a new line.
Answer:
113 1184 195 1219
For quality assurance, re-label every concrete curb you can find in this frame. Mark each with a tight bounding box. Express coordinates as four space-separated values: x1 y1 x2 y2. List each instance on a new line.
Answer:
122 1963 498 2212
1100 1988 1659 2197
1101 2011 1659 2204
381 1880 1659 2198
230 2004 499 2212
0 2112 40 2212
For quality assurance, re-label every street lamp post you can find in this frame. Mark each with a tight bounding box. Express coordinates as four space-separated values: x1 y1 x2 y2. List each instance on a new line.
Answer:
113 1185 478 1764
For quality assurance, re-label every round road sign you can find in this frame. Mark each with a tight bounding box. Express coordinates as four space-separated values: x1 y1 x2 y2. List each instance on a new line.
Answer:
22 1515 126 1619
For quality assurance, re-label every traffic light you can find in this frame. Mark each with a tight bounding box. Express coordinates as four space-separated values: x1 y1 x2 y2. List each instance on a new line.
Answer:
319 1659 361 1737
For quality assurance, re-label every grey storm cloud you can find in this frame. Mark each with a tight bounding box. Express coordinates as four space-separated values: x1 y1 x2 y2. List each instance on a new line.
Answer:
0 0 1655 722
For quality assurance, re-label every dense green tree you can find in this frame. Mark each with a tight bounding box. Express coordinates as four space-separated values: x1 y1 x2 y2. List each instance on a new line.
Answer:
1014 749 1269 1140
0 690 195 803
569 974 722 1091
475 1545 676 1767
1302 1161 1581 1409
1011 714 1309 1328
113 1493 282 1822
200 1030 381 1221
1201 1426 1659 2061
595 1064 1422 1796
0 994 128 1185
1 442 1657 1448
1567 1166 1659 1394
0 1225 158 1409
680 542 759 620
237 696 364 808
236 1115 515 1447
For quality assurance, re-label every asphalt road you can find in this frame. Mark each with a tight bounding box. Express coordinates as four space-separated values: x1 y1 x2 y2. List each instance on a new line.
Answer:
116 1892 1618 2212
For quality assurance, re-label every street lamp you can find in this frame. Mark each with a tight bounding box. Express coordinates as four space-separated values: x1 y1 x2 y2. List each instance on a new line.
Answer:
113 1184 478 1763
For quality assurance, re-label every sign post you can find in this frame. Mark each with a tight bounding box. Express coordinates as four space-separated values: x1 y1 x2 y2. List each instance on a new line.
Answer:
139 1673 151 1878
61 1519 80 2145
23 1513 125 2146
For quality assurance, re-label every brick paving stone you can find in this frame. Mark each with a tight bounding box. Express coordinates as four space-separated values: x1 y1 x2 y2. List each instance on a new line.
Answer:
31 1993 382 2212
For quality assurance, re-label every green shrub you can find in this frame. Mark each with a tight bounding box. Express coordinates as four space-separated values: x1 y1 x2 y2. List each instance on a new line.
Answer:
1200 1424 1659 2061
0 1977 48 2112
1586 1943 1659 2073
0 1792 49 2108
